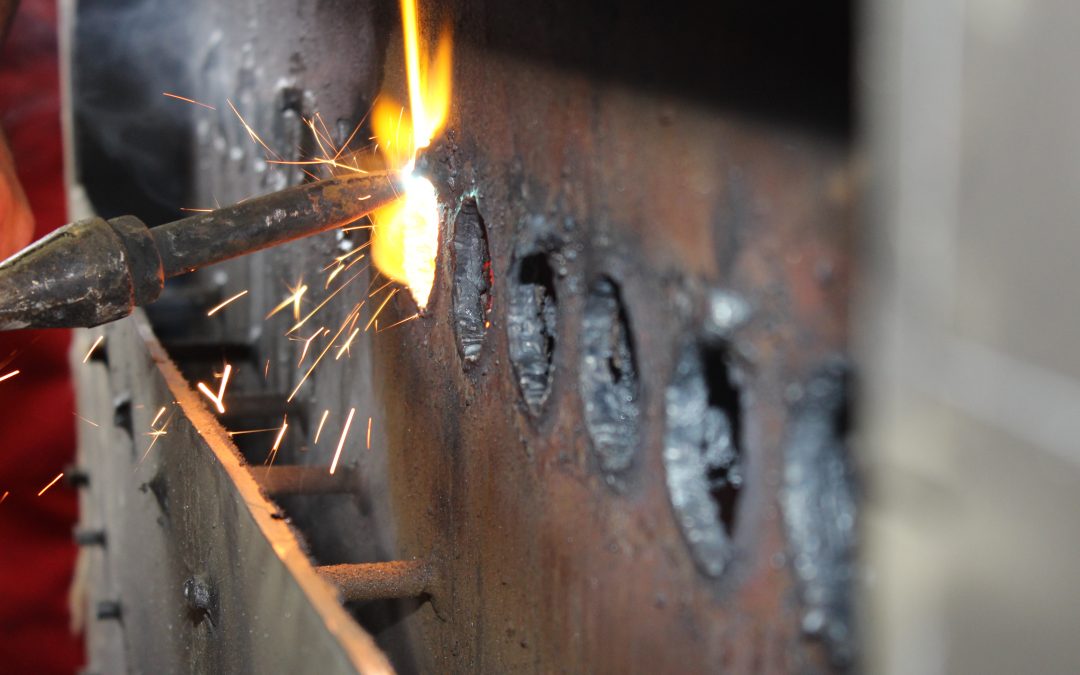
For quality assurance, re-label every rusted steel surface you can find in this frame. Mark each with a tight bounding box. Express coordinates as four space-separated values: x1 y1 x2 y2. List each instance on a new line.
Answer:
383 106 851 673
73 0 855 672
70 317 393 674
369 24 854 675
318 561 434 603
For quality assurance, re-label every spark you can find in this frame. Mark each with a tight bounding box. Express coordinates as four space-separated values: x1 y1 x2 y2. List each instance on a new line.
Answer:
82 335 104 363
196 363 232 414
0 370 19 383
293 329 326 367
341 258 371 278
266 415 288 467
264 359 271 379
138 411 174 467
325 263 345 288
305 117 334 160
0 348 19 372
286 267 368 335
73 413 99 428
150 406 167 427
368 279 395 298
329 408 356 475
179 207 215 213
345 307 363 335
37 472 64 497
335 328 360 360
227 99 280 159
366 416 372 449
364 271 386 295
207 290 249 316
266 283 308 320
333 112 370 161
365 288 400 331
329 243 369 267
162 92 216 110
0 491 7 504
341 223 374 232
197 382 224 413
377 312 420 333
287 306 362 401
314 409 330 444
265 157 367 173
227 427 279 437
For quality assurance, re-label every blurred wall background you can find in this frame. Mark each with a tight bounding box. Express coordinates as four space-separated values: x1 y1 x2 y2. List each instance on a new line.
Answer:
861 0 1080 672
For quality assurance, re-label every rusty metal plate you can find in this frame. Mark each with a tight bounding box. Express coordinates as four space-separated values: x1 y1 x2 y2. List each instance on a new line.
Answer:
71 0 855 671
72 315 391 674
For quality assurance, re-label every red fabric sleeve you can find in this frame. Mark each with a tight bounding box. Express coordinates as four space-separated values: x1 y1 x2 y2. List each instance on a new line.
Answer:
0 0 84 672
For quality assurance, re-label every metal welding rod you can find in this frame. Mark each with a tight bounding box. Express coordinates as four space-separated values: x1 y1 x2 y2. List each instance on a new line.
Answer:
0 173 398 331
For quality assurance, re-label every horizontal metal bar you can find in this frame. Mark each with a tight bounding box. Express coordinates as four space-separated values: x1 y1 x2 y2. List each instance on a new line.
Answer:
317 561 433 603
219 393 306 423
253 466 362 497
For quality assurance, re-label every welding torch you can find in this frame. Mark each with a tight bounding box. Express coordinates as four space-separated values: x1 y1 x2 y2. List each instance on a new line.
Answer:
0 173 399 331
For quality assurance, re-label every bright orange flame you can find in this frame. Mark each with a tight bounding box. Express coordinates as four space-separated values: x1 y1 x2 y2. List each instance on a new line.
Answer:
369 0 452 309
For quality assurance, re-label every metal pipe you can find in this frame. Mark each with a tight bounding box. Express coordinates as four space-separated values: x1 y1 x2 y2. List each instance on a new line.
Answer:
0 172 398 330
151 172 395 277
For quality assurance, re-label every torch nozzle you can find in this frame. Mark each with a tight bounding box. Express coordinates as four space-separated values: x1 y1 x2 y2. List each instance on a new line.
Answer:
0 172 400 331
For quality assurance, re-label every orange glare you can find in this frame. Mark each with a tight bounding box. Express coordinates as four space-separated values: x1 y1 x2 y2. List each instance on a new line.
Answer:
368 0 452 310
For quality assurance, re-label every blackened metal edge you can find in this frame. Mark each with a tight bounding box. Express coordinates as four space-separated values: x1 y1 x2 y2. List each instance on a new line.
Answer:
782 359 857 666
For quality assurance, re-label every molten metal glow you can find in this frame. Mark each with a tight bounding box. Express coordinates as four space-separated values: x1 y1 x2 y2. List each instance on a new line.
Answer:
369 0 452 309
371 175 439 307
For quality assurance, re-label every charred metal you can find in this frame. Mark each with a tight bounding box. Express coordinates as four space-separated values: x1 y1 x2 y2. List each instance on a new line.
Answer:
507 231 562 417
451 198 492 366
580 277 640 482
783 361 857 666
664 335 746 578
